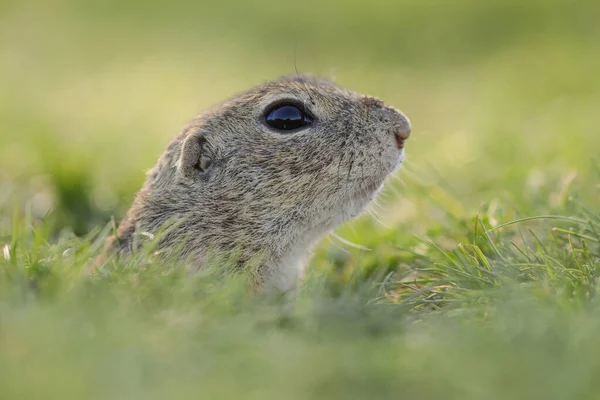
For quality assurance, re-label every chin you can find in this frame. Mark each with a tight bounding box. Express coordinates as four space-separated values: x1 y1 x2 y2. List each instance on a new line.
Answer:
389 150 405 173
340 181 382 216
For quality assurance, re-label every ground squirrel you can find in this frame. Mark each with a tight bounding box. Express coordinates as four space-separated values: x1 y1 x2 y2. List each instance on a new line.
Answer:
102 74 411 292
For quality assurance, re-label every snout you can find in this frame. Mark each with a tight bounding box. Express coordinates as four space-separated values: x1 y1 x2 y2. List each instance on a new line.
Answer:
362 96 411 150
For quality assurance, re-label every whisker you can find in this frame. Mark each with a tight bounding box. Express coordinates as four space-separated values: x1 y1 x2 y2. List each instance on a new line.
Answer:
325 235 351 254
367 208 390 228
346 155 355 181
337 136 348 185
390 173 406 185
370 199 385 211
330 232 371 251
386 183 404 199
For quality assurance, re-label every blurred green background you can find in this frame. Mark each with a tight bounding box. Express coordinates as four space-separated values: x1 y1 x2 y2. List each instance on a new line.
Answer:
2 1 600 399
1 0 599 235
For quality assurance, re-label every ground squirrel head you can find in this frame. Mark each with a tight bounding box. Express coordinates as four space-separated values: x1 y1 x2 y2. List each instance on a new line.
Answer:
106 74 411 291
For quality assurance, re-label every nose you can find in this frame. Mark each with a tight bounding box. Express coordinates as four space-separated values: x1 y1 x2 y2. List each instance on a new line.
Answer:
394 120 411 149
361 96 411 149
388 107 411 149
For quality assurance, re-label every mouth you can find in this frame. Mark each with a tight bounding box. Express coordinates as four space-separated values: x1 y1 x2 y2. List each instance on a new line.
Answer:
352 177 386 201
363 180 384 195
344 151 404 202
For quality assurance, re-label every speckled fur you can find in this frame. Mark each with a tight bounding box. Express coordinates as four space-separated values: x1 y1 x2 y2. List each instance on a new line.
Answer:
102 74 411 292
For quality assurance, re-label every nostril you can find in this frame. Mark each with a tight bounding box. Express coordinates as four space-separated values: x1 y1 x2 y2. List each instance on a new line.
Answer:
394 132 406 149
394 126 411 149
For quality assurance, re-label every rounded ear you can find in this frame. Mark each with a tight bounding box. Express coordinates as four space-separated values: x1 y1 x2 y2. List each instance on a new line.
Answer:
177 129 212 182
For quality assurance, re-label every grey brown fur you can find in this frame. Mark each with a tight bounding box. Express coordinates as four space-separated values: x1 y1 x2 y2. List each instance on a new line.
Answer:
102 74 411 292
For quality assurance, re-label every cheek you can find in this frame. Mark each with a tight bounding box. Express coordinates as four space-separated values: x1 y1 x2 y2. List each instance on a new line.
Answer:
364 130 401 168
279 135 336 174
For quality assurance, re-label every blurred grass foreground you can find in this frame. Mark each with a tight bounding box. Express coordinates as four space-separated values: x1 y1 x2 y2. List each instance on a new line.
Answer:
1 0 600 399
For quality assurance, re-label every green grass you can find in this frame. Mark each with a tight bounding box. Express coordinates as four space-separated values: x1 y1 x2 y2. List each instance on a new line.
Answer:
1 0 600 398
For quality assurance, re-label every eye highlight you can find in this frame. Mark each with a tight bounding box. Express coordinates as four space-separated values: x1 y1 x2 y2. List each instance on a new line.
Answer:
265 104 313 131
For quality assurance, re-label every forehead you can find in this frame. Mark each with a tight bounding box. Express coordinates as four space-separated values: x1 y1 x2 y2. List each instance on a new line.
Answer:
236 75 359 114
269 74 341 90
249 74 355 101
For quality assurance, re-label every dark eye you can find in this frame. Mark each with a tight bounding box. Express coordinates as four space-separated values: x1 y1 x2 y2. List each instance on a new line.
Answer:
265 104 313 131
